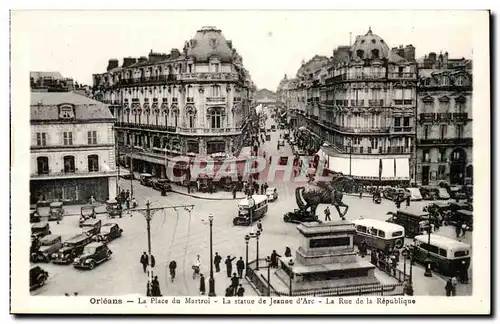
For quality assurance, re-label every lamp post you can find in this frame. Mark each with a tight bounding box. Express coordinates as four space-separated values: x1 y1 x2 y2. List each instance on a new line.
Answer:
245 234 250 275
255 230 261 271
247 196 255 225
266 256 271 297
424 223 433 277
348 138 352 176
208 214 216 296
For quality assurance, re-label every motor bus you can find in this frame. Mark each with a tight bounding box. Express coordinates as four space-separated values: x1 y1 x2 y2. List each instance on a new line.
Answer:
413 234 471 276
352 218 405 252
233 195 268 226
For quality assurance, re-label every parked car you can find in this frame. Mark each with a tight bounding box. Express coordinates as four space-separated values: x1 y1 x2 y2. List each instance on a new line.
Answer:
73 242 113 270
29 266 49 291
420 186 438 200
406 188 423 201
95 223 123 243
52 234 94 265
35 201 51 220
31 234 63 263
31 222 51 239
265 187 278 202
140 173 153 186
449 186 467 200
80 205 97 226
152 179 172 192
106 199 122 218
271 125 276 132
437 187 451 200
81 219 102 237
277 139 285 148
30 209 40 223
49 201 65 221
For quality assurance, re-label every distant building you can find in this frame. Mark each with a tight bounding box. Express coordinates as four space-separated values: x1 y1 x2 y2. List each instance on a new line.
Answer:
91 26 256 179
254 88 277 106
30 91 117 204
30 71 75 92
416 53 473 185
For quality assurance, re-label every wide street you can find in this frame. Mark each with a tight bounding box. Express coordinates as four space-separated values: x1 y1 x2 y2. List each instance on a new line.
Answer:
32 113 472 297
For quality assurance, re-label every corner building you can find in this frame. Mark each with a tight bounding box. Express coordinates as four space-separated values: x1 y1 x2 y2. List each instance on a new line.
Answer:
92 26 255 179
279 28 417 184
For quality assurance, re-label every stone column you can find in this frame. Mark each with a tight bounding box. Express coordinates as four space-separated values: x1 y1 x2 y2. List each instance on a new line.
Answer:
108 177 117 201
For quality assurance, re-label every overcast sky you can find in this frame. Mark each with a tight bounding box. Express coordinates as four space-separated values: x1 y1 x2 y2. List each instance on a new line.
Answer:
13 10 480 91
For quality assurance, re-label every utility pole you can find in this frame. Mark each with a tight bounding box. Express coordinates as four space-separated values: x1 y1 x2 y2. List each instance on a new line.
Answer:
133 201 195 296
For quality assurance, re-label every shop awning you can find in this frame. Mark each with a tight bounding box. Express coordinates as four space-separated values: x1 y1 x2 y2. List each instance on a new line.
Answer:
326 156 410 180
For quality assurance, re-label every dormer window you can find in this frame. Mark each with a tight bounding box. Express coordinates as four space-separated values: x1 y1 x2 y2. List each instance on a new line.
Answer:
356 50 364 59
58 104 75 120
371 39 376 44
210 38 217 48
441 76 449 86
372 49 379 59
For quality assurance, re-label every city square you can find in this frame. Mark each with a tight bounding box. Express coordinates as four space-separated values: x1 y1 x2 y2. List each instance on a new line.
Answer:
26 15 475 300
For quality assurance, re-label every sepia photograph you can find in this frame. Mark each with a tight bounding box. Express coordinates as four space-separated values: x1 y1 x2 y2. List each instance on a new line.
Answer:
10 9 490 314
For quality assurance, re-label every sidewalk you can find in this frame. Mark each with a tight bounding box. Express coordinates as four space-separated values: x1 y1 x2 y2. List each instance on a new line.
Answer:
169 183 247 201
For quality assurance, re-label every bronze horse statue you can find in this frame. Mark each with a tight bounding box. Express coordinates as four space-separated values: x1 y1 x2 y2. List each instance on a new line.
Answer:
295 173 357 220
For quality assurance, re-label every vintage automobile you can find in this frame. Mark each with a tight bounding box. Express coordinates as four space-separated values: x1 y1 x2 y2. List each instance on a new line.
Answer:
277 139 285 149
80 205 97 226
283 209 318 224
405 188 423 201
266 187 278 202
95 223 123 243
140 173 153 186
73 242 113 270
196 174 214 193
52 234 94 265
278 156 288 166
386 210 431 238
31 222 51 239
29 266 49 291
260 127 266 133
271 125 276 132
436 187 451 200
106 199 122 219
30 209 40 223
49 201 65 221
352 218 405 252
233 195 268 226
266 128 272 133
449 186 467 200
419 186 438 200
81 219 102 236
152 178 172 193
383 187 407 201
35 201 51 220
265 134 271 141
31 234 63 263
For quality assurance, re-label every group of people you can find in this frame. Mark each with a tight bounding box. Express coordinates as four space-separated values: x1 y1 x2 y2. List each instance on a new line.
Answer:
241 180 269 197
117 189 137 210
370 248 400 276
445 266 470 297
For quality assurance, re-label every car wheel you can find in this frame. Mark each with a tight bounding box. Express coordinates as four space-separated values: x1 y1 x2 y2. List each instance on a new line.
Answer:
38 275 46 287
283 215 290 223
106 252 112 260
88 260 96 270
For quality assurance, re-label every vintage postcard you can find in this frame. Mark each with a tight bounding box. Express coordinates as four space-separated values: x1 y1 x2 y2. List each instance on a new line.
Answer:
10 10 490 314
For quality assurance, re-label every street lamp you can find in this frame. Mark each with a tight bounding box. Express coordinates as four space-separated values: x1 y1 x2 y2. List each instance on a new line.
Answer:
247 196 255 225
266 256 271 297
348 138 352 176
245 235 250 275
255 230 261 271
424 223 433 277
208 214 216 296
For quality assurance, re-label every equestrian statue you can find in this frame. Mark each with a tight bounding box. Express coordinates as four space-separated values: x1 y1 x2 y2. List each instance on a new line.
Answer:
295 172 357 220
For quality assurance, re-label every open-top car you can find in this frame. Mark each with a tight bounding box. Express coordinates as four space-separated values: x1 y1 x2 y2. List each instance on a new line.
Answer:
95 223 123 243
49 201 64 221
73 242 113 270
106 199 122 219
31 234 63 263
52 233 94 265
30 266 49 291
31 222 51 240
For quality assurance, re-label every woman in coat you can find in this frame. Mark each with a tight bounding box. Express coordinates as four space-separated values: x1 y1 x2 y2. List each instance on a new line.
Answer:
199 274 206 295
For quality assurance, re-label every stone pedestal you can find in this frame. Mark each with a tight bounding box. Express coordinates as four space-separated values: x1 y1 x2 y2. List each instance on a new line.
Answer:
275 220 380 293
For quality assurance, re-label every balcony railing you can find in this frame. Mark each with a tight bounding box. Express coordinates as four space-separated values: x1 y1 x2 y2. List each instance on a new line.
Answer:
419 112 469 123
368 100 384 107
177 127 241 134
115 122 241 135
393 127 413 133
117 75 177 87
179 72 239 82
31 169 116 179
388 72 417 79
417 138 473 146
116 122 177 133
206 97 227 104
393 99 414 106
326 73 386 84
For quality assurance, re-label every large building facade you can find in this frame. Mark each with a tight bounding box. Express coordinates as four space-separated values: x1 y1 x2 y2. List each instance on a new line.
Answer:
278 29 418 183
92 26 255 178
30 91 117 204
416 53 473 185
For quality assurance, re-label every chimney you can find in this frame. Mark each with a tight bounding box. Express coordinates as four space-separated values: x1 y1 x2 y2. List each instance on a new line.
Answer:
107 59 119 71
138 56 148 63
396 45 405 58
404 45 415 61
170 49 181 59
443 51 449 67
148 51 167 62
428 52 437 63
122 57 137 68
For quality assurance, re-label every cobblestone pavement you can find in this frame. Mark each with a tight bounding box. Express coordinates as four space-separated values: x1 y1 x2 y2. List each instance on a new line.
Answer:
32 119 472 297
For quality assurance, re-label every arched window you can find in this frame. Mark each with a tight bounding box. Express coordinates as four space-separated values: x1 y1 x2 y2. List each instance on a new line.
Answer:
372 49 379 59
189 114 195 128
153 137 161 148
88 155 99 172
37 157 49 175
173 110 179 128
207 141 225 155
63 156 75 173
356 50 364 59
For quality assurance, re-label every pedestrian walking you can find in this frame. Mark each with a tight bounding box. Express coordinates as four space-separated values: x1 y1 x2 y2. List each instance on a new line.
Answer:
188 185 191 194
225 255 236 278
236 284 245 297
225 285 233 297
232 186 237 199
270 250 281 268
324 207 331 221
406 195 411 207
152 276 162 297
236 257 245 279
459 261 469 283
126 189 130 200
140 252 148 273
214 252 222 273
360 241 367 258
455 223 461 238
169 260 177 282
199 274 206 295
231 273 239 295
126 197 130 210
445 279 454 297
192 255 201 279
132 197 137 209
461 223 468 236
257 220 263 233
284 245 292 258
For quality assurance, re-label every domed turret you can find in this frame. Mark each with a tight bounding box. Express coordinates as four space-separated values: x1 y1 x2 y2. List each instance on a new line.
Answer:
350 27 390 60
186 26 234 63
